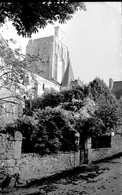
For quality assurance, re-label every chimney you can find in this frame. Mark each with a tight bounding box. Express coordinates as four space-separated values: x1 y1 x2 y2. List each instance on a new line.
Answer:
54 26 65 43
54 26 59 38
109 78 114 90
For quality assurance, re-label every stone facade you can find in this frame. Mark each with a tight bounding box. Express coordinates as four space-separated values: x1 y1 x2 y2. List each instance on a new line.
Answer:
26 27 69 85
22 70 60 99
0 89 24 127
0 132 22 188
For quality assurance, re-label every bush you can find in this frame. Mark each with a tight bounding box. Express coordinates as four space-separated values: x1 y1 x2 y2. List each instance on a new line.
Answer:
61 86 86 102
74 116 106 139
27 91 64 113
5 107 79 155
24 85 86 115
33 107 78 154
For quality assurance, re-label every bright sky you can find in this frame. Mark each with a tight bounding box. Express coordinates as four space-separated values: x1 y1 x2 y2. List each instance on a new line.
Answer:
0 2 121 86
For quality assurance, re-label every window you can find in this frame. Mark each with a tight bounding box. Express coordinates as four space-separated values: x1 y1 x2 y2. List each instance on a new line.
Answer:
42 83 45 91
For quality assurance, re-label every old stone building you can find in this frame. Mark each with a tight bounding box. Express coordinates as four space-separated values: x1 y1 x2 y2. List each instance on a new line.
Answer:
25 26 75 95
109 78 122 99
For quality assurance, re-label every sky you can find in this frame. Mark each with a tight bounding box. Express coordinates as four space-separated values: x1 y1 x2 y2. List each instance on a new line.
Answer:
0 2 121 86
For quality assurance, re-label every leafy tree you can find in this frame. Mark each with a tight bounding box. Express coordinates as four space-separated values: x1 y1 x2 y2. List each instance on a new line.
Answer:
0 36 27 127
0 37 25 94
0 35 41 127
87 77 121 132
87 77 113 102
0 1 86 37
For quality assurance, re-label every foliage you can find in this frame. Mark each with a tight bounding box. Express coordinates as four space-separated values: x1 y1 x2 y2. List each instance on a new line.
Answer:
0 36 44 126
0 36 28 126
5 77 122 155
32 107 78 155
87 77 113 102
0 37 26 97
87 77 121 132
24 85 86 114
61 99 84 113
5 115 39 152
35 91 64 109
61 86 86 102
5 107 78 155
74 116 105 139
0 2 86 37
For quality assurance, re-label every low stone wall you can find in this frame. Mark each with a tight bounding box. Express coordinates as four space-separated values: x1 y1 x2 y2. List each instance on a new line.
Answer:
16 151 80 185
0 131 81 187
1 131 122 188
88 134 122 163
16 133 122 185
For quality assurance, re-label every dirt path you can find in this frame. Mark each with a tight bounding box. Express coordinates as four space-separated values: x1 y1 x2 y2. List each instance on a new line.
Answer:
1 155 122 195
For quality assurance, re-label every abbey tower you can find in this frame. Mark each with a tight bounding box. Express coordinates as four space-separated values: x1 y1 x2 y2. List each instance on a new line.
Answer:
26 27 70 85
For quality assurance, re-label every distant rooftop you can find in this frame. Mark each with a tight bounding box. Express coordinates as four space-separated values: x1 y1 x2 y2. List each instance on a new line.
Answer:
109 79 122 98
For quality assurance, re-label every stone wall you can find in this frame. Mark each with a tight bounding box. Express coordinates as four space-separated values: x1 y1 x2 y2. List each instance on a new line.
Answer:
16 151 80 185
0 131 22 188
87 133 122 163
14 133 122 185
1 131 122 188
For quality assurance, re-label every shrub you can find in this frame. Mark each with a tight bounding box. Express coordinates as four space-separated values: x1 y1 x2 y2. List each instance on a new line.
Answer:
33 91 64 110
74 116 105 139
61 86 86 102
33 107 78 154
24 85 86 115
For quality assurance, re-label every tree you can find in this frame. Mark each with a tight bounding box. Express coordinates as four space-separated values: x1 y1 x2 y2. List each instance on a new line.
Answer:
0 36 25 126
0 35 38 127
0 1 86 37
87 77 121 133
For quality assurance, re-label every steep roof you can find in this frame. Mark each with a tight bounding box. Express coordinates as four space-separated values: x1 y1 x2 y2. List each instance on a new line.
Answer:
61 60 75 87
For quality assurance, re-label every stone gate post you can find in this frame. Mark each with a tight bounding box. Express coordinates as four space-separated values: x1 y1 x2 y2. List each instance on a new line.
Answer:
84 137 92 164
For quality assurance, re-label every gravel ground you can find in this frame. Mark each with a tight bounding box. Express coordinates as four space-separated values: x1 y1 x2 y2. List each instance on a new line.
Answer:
1 154 122 195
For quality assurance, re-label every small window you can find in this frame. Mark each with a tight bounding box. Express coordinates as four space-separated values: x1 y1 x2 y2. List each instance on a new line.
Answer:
42 84 45 91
